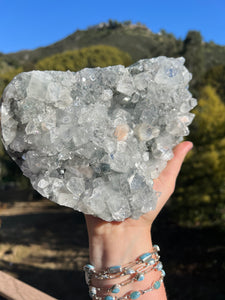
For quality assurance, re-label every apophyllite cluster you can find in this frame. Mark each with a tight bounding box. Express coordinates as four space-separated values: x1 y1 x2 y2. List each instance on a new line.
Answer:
0 56 197 221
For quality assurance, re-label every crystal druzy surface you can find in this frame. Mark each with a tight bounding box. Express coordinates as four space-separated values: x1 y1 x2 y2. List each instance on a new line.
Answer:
0 57 197 221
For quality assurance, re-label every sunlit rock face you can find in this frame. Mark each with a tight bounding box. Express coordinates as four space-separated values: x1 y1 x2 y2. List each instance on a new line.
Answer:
0 57 197 221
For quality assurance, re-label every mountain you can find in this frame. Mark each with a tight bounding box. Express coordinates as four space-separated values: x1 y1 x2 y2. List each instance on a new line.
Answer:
1 21 225 73
1 23 182 66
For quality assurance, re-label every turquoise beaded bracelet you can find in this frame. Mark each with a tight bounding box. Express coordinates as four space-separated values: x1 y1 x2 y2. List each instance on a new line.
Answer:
89 270 165 300
102 272 164 300
84 245 160 283
83 245 165 299
88 261 162 296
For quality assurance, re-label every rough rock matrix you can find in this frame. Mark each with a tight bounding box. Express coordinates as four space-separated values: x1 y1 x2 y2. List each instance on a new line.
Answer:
0 57 197 221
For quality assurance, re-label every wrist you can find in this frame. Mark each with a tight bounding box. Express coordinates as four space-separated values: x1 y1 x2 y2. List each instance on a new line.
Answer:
85 215 152 270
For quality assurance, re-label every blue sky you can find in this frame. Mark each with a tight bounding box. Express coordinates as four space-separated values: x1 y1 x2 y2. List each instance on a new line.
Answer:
0 0 225 54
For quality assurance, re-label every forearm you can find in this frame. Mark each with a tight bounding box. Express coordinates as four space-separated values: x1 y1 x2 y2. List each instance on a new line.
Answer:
85 216 167 299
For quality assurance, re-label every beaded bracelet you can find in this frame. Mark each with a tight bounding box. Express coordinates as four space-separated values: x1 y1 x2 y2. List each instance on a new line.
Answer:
92 271 165 300
84 245 165 299
103 271 165 300
84 245 160 284
89 261 162 296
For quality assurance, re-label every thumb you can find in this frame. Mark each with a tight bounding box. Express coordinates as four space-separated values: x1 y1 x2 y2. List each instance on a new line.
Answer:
151 141 193 219
161 141 193 182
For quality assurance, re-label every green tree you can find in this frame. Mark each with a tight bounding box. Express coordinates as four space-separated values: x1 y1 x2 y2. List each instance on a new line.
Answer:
0 140 29 188
0 67 31 188
123 20 132 26
204 64 225 103
155 31 182 58
171 86 225 226
108 19 122 29
35 45 132 71
0 67 23 95
182 31 204 92
191 86 225 143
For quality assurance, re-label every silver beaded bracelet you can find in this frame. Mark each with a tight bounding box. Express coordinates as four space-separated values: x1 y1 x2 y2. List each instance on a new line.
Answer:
84 245 160 279
83 245 165 299
89 261 161 295
92 273 165 300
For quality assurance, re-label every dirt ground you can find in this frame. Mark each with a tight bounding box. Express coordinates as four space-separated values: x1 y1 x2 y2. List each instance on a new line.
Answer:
0 189 225 300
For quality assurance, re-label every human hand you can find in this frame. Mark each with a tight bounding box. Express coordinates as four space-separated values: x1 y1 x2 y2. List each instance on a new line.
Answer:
85 141 193 234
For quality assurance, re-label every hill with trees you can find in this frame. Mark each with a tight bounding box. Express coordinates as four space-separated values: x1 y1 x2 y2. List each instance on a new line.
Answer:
1 20 225 74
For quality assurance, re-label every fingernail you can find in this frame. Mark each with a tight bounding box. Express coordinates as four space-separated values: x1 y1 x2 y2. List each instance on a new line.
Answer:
188 142 194 152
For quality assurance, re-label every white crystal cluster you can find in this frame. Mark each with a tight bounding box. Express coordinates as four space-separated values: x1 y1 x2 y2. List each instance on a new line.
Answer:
0 57 196 221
